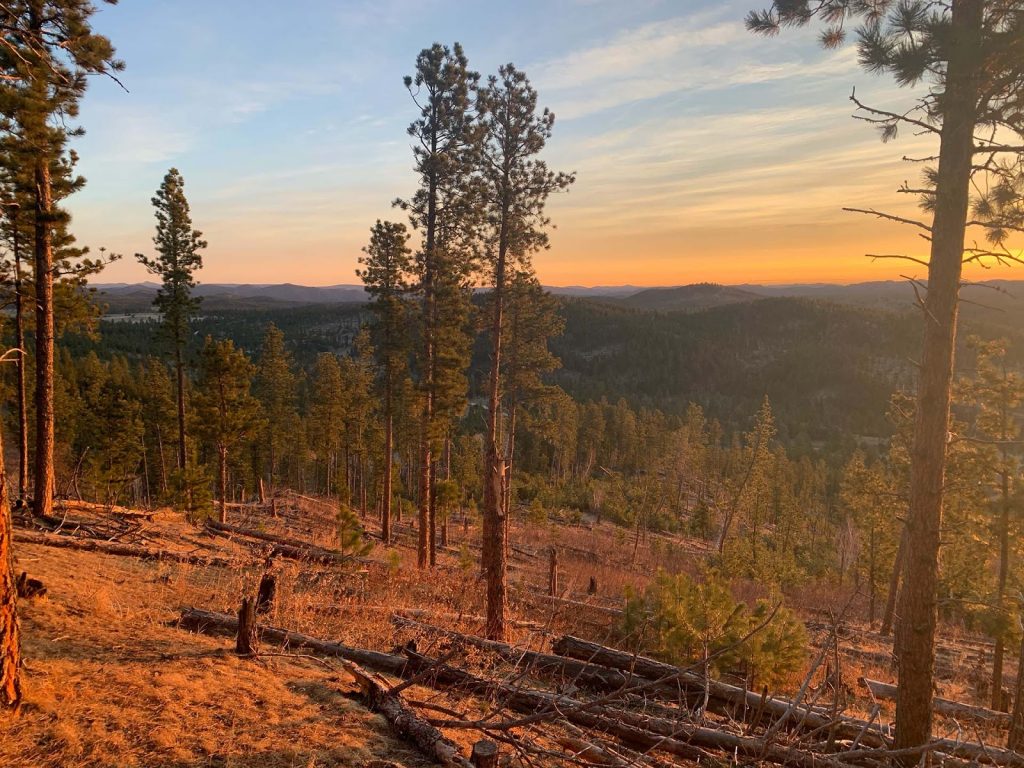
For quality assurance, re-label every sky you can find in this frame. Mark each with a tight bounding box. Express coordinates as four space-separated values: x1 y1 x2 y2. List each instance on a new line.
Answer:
65 0 1019 287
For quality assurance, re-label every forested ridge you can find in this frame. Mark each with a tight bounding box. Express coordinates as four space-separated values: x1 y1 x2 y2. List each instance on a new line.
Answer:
60 292 1018 449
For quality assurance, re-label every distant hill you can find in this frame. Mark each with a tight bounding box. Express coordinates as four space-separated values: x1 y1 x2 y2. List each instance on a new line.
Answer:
93 278 1024 335
617 283 762 312
96 282 368 312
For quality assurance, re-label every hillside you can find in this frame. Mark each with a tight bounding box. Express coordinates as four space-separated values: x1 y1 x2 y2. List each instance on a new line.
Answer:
551 297 921 444
4 494 1012 767
617 283 762 312
74 292 1024 449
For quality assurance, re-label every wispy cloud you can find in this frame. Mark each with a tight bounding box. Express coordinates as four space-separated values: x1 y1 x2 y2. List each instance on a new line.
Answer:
532 10 861 119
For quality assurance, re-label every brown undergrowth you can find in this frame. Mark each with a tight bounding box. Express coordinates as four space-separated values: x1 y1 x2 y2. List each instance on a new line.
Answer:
0 494 1014 766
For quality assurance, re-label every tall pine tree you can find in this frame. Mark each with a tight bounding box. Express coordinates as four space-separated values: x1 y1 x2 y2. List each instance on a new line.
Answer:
475 63 573 639
135 168 206 474
358 219 412 545
0 0 122 519
255 323 298 505
399 42 479 568
193 337 262 522
747 1 1024 750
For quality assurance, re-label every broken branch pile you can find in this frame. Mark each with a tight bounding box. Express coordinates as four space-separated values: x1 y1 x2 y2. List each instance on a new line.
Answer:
178 607 1024 768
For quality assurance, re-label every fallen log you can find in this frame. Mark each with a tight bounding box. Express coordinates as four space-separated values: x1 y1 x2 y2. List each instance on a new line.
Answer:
552 634 889 746
15 529 240 568
177 608 1024 768
340 658 473 768
861 677 1010 726
205 519 362 565
401 650 872 768
407 650 1024 768
516 591 624 619
392 616 648 696
57 499 156 519
176 607 406 675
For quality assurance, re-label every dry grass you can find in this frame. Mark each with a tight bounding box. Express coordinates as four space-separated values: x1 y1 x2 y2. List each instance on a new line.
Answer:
1 497 1013 766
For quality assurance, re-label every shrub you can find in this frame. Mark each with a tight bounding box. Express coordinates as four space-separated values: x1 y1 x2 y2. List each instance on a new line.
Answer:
336 504 373 557
621 569 806 689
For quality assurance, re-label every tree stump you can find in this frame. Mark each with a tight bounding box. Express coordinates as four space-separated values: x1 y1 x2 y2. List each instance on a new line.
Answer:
548 547 558 597
15 572 46 599
470 739 498 767
236 597 257 655
588 575 598 595
256 573 276 615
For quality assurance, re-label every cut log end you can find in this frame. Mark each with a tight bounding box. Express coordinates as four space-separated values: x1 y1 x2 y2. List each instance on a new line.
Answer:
470 739 498 767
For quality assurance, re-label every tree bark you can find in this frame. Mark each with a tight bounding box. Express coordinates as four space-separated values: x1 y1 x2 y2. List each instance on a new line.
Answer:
177 607 407 674
881 525 906 638
992 465 1011 710
0 418 22 711
236 597 256 655
382 381 393 546
482 192 510 641
862 677 1010 727
32 151 54 519
895 1 983 755
174 344 187 471
341 657 474 768
1009 628 1024 751
217 444 228 523
11 216 28 499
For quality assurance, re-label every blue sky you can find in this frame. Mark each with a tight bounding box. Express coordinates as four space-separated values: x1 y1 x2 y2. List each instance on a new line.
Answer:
68 0 964 286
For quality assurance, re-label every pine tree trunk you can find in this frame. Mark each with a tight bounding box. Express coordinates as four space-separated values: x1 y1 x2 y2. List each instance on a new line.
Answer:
881 525 907 637
218 445 228 524
1009 627 1024 751
894 1 982 755
483 208 509 641
12 220 28 499
156 426 168 495
174 344 187 471
383 395 393 545
428 460 437 566
0 413 21 711
503 401 518 519
32 152 55 519
417 138 438 570
992 467 1011 709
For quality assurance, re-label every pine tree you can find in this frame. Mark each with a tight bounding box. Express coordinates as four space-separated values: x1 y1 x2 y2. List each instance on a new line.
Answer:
718 395 775 559
358 220 413 545
747 2 1024 751
336 502 373 558
135 168 206 474
500 271 564 519
139 358 177 501
475 64 573 640
399 42 480 569
338 331 377 516
961 337 1023 708
193 337 262 522
840 452 900 625
255 323 298 504
308 353 348 497
0 0 122 519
